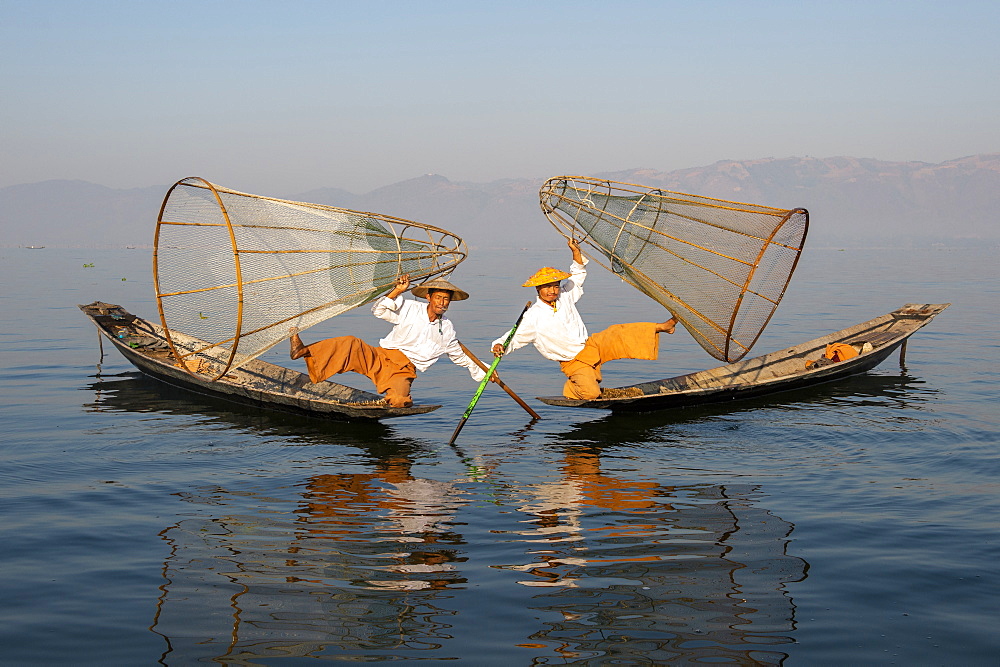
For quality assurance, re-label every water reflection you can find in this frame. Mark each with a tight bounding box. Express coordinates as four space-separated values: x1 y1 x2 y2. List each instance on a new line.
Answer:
145 445 806 663
82 371 810 663
302 458 468 591
559 371 938 443
82 373 398 444
149 452 475 662
502 448 806 663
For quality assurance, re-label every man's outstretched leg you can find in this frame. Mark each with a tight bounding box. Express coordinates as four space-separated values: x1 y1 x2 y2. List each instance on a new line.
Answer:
559 318 677 399
289 330 416 406
290 334 382 385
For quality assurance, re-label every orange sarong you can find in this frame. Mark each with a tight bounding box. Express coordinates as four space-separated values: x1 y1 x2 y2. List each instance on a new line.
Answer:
559 322 660 400
303 336 416 407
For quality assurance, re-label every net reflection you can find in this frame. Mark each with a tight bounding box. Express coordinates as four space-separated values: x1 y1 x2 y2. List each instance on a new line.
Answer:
501 449 807 664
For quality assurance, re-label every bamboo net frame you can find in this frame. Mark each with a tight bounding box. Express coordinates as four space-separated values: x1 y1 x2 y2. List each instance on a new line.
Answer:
539 176 808 363
153 177 467 380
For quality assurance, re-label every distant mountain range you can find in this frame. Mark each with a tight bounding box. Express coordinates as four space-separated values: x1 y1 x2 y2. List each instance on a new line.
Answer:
3 154 998 248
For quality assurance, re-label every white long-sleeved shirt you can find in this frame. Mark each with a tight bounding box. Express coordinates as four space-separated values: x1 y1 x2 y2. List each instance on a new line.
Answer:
372 296 485 382
492 259 589 362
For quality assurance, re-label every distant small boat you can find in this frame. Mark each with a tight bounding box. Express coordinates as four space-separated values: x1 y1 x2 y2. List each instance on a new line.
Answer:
25 245 45 249
537 303 950 412
79 301 440 421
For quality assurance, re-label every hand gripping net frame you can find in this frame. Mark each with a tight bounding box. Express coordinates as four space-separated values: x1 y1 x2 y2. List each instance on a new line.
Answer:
539 176 808 363
153 177 468 381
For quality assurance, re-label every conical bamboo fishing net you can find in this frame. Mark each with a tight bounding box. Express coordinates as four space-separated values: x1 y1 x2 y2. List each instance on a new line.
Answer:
153 177 467 380
539 176 808 363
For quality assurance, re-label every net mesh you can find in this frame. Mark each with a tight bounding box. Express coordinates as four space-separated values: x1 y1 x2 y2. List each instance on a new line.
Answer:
539 176 808 362
154 177 467 380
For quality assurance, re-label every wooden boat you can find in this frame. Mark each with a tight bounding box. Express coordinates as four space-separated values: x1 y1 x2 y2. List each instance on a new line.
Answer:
79 301 440 421
537 303 950 412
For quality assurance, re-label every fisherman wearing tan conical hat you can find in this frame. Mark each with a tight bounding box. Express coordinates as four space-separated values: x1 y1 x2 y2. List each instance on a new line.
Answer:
289 274 487 407
491 238 677 400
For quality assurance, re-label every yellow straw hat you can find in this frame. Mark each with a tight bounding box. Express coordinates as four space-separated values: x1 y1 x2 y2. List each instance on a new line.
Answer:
522 267 571 287
411 278 470 301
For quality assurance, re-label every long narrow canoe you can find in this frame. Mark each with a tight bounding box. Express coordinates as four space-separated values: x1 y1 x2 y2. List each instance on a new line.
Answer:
80 301 440 421
537 303 949 412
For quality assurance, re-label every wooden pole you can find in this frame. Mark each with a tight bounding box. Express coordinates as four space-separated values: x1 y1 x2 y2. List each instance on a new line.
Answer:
459 342 541 420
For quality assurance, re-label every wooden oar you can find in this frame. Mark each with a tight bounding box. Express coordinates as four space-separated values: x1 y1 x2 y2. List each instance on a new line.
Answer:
459 342 541 420
448 302 532 445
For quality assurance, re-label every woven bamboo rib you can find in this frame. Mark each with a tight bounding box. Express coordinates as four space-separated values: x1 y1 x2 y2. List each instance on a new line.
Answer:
153 177 468 380
539 176 808 363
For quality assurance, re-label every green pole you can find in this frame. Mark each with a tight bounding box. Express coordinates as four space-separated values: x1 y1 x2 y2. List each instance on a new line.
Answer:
448 301 532 445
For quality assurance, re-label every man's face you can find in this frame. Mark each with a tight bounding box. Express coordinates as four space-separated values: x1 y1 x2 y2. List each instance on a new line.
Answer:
426 290 452 319
536 281 561 305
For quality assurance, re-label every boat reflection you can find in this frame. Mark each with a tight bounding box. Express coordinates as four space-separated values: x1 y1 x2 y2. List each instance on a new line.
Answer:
81 373 398 444
558 371 938 441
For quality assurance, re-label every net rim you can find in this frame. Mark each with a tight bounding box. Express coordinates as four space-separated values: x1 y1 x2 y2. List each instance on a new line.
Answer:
153 177 241 380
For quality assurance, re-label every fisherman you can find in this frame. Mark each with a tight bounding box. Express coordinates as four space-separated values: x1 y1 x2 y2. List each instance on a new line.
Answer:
491 238 677 400
290 275 488 407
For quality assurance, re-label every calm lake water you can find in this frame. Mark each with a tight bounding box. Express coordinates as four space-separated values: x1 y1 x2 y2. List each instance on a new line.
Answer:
1 244 998 665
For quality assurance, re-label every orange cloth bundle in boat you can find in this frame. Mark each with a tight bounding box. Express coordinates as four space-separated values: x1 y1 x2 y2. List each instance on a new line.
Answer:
805 342 860 369
824 342 860 362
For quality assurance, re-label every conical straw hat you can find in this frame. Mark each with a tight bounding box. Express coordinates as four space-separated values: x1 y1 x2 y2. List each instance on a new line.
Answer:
522 267 571 287
411 278 470 301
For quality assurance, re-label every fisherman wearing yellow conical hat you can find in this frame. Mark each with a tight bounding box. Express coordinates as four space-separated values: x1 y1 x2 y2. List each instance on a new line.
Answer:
491 238 677 400
290 275 488 407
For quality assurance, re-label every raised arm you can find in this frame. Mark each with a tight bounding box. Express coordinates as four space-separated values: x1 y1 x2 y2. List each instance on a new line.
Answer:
372 274 411 323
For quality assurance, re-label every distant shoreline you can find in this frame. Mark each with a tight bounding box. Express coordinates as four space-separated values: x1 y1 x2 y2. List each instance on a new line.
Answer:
2 240 998 251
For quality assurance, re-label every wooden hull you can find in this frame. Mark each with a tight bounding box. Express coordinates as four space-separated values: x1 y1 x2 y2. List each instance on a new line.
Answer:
79 302 440 421
537 303 949 412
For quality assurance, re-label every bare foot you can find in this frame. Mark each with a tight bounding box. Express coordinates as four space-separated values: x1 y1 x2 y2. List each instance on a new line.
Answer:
386 395 413 408
655 317 677 334
289 327 310 359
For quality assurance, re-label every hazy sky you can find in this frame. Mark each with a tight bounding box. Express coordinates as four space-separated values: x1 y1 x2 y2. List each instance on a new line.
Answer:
2 0 998 195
